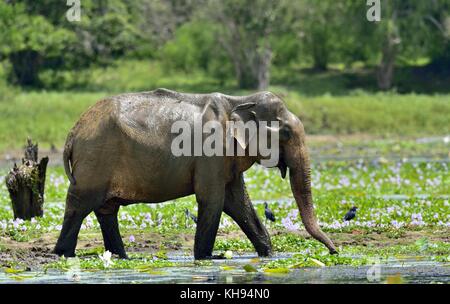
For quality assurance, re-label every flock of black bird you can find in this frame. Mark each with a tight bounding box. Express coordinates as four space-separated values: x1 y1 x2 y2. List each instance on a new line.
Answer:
184 204 358 226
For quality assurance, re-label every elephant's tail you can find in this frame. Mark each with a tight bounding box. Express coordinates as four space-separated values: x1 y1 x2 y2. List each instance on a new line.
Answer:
63 131 76 185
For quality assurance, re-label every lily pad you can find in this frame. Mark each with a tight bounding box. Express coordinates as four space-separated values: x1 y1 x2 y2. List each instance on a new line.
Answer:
243 264 258 272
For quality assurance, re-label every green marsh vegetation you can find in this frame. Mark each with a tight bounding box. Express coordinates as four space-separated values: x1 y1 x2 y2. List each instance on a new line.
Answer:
0 158 448 271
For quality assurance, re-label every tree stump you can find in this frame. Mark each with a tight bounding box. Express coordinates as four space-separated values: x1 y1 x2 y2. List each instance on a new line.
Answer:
5 139 49 220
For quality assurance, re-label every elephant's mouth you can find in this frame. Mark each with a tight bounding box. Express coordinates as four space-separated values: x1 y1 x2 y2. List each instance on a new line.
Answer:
260 152 288 179
255 149 287 179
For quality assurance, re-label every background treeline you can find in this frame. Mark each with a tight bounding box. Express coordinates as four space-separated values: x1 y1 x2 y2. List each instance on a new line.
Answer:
0 0 449 91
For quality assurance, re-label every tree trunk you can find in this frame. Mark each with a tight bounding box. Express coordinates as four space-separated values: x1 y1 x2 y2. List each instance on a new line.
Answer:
5 139 48 220
257 48 272 90
234 46 272 90
377 8 399 91
311 34 328 71
377 38 397 90
8 50 42 87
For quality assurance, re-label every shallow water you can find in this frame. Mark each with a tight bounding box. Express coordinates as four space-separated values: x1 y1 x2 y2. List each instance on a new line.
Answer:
1 253 448 284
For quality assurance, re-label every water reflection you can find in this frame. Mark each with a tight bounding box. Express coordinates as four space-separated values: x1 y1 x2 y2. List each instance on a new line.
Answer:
1 253 448 284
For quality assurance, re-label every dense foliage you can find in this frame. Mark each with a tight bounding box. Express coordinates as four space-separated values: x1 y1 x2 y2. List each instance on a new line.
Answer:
0 0 448 89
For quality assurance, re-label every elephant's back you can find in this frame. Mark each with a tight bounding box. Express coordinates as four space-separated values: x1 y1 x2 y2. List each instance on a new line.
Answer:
68 92 198 199
110 90 220 148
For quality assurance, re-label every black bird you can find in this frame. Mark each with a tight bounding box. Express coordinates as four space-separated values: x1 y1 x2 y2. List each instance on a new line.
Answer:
184 209 197 224
264 202 276 223
344 206 358 221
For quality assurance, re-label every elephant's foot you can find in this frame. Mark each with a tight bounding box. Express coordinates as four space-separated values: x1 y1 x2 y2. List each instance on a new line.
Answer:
195 254 226 260
53 245 76 258
113 252 129 259
95 205 128 259
105 241 128 259
256 246 273 258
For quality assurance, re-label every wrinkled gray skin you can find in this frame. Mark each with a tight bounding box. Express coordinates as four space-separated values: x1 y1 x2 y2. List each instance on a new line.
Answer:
54 88 337 259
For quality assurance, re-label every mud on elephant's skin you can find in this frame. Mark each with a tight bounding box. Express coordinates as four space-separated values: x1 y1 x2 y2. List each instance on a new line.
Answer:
54 88 337 259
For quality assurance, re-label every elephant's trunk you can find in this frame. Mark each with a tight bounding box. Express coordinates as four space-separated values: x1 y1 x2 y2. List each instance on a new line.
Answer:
289 149 337 254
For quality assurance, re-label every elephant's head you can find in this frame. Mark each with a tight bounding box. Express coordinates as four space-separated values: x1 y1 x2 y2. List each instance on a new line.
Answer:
228 92 337 254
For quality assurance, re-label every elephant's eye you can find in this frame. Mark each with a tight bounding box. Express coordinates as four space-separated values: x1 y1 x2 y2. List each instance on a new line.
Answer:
280 124 292 141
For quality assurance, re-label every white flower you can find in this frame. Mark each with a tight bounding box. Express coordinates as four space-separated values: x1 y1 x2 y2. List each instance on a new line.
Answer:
99 251 114 268
224 250 233 259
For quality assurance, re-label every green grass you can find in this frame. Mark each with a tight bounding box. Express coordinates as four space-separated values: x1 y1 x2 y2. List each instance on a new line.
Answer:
281 90 450 136
1 89 448 152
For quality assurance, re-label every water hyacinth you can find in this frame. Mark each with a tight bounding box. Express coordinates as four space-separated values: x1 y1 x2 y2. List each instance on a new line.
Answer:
0 159 447 240
281 210 300 231
281 217 299 231
220 217 233 229
411 213 425 226
390 220 404 229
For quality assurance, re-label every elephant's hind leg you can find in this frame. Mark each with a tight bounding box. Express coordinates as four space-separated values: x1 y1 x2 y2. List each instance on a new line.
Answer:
95 200 127 259
224 174 272 257
54 191 96 257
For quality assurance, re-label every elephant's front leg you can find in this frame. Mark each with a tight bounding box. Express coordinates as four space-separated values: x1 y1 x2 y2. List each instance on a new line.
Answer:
193 162 225 259
224 173 272 257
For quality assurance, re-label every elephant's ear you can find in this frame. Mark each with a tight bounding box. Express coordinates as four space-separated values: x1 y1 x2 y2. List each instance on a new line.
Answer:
227 102 256 150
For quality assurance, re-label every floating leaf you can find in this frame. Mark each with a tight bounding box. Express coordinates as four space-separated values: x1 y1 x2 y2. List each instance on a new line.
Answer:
142 270 167 275
290 263 307 269
250 258 260 264
263 267 290 274
4 267 25 274
10 275 33 281
220 266 235 271
309 258 325 267
136 265 157 273
192 276 209 281
243 264 258 272
386 274 404 284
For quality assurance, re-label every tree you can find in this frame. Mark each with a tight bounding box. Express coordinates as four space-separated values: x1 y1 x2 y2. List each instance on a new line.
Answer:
423 1 450 69
0 2 72 86
0 0 144 86
298 0 337 70
372 0 446 90
286 0 359 71
208 0 285 90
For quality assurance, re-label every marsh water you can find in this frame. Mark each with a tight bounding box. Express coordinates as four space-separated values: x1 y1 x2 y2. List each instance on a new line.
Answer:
0 253 448 284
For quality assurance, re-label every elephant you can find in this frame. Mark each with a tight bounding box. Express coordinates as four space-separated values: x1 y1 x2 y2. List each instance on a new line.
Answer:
54 88 337 259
